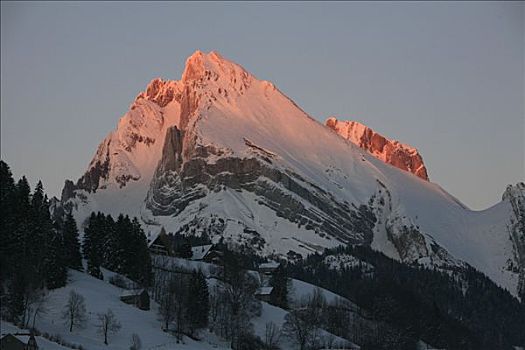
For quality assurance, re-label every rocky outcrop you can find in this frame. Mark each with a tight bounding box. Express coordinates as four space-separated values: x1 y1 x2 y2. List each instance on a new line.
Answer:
368 182 461 268
326 117 429 180
386 220 428 262
65 76 184 195
503 182 525 300
75 139 111 192
61 179 77 202
135 78 181 108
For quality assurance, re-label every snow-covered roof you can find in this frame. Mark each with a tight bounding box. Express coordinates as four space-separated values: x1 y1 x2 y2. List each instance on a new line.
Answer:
255 287 274 295
120 289 145 297
2 334 36 346
4 334 30 343
147 230 167 248
14 335 31 343
259 261 280 270
191 244 213 260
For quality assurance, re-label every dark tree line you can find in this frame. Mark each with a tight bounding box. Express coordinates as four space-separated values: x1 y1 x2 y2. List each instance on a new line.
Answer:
157 269 209 340
0 160 82 326
154 246 265 349
287 244 525 350
164 229 213 258
269 264 289 309
82 212 152 286
209 250 262 349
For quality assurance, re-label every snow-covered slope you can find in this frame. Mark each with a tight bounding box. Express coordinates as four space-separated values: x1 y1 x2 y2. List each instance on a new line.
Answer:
152 255 359 349
61 51 524 299
6 269 227 350
2 262 361 350
5 265 354 350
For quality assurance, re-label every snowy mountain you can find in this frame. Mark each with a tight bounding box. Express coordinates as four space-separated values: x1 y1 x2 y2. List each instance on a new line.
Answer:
60 50 524 299
325 117 429 180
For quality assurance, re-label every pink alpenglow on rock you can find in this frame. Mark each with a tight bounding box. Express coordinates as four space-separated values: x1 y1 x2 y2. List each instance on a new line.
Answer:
325 117 429 181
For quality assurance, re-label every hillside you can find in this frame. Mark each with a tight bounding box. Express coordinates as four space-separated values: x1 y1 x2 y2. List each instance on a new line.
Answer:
1 265 359 350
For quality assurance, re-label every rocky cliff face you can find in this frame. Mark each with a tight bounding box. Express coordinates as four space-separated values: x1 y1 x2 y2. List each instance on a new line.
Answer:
503 182 525 300
326 117 429 181
147 126 377 245
71 78 182 194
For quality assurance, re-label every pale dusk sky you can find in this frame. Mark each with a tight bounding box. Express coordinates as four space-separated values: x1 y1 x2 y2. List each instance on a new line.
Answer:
1 1 523 210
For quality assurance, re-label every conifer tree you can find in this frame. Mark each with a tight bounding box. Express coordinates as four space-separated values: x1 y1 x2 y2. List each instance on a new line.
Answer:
15 176 31 217
0 160 15 204
45 229 68 289
5 273 26 323
0 161 17 280
270 264 289 309
31 181 45 210
32 182 68 289
62 211 83 271
186 270 209 334
173 235 192 259
131 217 152 286
13 177 32 274
1 163 69 319
113 214 130 275
29 181 50 282
82 211 152 286
123 215 135 276
103 214 118 271
83 213 103 279
3 177 34 322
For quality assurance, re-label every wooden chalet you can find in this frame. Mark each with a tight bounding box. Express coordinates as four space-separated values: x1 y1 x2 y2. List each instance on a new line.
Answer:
201 247 223 264
0 333 38 350
148 230 174 256
254 286 275 303
120 289 150 310
188 244 223 264
258 261 280 275
191 244 213 261
258 261 280 285
148 228 224 265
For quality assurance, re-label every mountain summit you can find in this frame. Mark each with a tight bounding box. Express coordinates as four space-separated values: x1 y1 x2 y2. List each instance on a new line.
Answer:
60 51 524 300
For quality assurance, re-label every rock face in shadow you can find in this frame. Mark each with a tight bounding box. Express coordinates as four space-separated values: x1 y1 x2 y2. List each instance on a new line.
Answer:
503 182 525 300
326 117 429 181
146 125 377 245
75 139 111 193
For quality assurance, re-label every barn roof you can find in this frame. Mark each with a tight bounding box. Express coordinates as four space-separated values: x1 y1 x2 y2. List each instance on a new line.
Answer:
259 261 280 269
191 244 213 260
255 287 274 296
120 289 147 298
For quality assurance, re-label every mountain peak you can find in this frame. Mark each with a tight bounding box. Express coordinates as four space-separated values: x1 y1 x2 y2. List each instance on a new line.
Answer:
184 50 228 66
503 182 525 202
326 116 429 181
181 50 206 82
134 78 180 108
181 51 252 87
